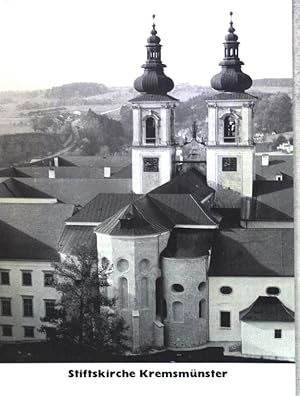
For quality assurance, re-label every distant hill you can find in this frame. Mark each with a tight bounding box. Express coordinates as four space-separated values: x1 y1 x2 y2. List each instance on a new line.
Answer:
46 82 108 99
252 78 293 87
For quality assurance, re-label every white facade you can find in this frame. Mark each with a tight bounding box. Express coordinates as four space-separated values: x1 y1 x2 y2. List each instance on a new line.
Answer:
131 101 177 194
208 276 294 342
206 98 256 206
241 321 295 359
0 260 58 341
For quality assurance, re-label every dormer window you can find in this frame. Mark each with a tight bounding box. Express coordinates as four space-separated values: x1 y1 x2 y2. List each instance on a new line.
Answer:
145 117 156 144
224 116 236 142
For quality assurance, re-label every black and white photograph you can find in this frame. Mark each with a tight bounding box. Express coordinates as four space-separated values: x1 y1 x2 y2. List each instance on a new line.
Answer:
0 0 297 394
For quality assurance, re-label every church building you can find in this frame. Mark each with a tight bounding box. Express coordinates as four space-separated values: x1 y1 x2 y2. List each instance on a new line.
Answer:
0 14 294 361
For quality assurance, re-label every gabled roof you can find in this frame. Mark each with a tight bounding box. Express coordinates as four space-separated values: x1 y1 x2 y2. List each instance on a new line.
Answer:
58 225 96 254
0 178 54 198
209 228 294 277
67 193 138 223
95 195 172 236
149 193 218 227
9 178 132 206
129 93 178 103
150 167 213 200
0 204 74 259
240 296 294 322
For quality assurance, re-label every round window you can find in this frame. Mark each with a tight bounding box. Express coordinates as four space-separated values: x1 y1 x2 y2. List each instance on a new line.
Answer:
117 259 129 272
172 284 184 292
266 287 280 296
220 286 233 295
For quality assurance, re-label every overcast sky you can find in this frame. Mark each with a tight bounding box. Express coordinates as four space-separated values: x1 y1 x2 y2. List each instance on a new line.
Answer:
0 0 292 91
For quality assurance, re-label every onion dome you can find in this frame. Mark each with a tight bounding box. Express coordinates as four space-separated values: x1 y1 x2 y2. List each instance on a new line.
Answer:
134 15 174 95
211 12 252 93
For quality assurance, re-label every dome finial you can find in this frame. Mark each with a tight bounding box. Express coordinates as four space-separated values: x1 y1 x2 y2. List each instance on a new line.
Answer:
151 14 157 35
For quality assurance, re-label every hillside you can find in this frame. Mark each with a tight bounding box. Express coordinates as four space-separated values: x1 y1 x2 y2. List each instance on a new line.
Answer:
0 79 293 164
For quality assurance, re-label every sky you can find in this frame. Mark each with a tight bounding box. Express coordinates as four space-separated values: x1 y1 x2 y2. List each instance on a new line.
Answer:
0 0 293 91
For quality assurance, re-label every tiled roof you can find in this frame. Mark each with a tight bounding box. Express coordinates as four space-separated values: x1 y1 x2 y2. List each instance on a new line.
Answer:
240 296 294 322
111 164 132 179
129 93 178 102
252 180 293 221
150 168 213 200
206 92 258 101
61 155 131 168
0 178 54 198
26 156 77 167
14 167 107 179
95 195 172 236
67 193 138 223
58 225 96 254
0 204 74 259
255 154 293 180
10 178 132 206
0 167 31 178
149 194 218 227
209 228 294 277
162 229 214 258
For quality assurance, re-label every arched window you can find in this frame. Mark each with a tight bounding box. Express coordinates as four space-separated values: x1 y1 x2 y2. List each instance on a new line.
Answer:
141 277 149 308
156 277 163 317
119 277 128 308
172 301 184 322
139 259 150 273
145 117 156 144
198 282 206 292
199 299 206 318
224 116 236 142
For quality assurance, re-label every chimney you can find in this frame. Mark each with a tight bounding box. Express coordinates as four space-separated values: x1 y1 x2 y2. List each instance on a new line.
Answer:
48 168 56 178
54 157 59 167
275 172 283 182
261 154 269 166
104 167 111 178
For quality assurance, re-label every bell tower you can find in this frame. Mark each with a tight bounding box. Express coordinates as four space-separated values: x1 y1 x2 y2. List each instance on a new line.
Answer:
130 15 178 194
206 12 256 207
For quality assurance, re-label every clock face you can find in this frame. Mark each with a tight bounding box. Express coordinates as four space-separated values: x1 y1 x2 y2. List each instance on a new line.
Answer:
143 157 159 172
222 157 237 172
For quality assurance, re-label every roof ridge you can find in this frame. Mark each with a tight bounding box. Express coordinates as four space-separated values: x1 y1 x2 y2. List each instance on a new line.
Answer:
189 194 218 226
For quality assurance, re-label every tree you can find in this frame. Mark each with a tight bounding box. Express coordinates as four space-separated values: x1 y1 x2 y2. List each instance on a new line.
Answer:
40 246 128 356
254 93 293 134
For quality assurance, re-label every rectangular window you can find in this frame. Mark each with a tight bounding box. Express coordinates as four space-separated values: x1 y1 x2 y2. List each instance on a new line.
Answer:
222 157 237 172
0 271 10 285
22 271 32 286
220 311 231 328
24 326 34 338
44 272 54 287
274 329 282 339
2 325 12 337
1 298 12 316
23 297 33 317
44 300 56 318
